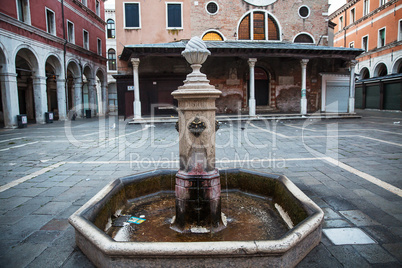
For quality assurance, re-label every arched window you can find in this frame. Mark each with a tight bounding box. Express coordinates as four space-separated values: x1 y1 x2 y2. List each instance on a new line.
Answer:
108 49 116 71
107 19 115 39
238 11 280 41
360 68 370 79
375 63 388 77
294 33 314 44
202 31 224 41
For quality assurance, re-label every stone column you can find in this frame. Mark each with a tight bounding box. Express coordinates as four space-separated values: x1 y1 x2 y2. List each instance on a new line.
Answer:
56 79 67 120
0 73 19 128
32 76 48 124
171 37 223 233
101 82 108 115
131 58 141 119
74 77 83 117
88 78 97 117
300 59 309 115
348 60 358 114
248 58 257 116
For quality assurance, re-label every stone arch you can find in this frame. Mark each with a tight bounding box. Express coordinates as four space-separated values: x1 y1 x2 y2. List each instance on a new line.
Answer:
15 46 42 123
373 62 388 77
96 67 107 115
45 54 65 120
66 59 82 115
359 67 370 79
391 57 402 74
82 64 95 116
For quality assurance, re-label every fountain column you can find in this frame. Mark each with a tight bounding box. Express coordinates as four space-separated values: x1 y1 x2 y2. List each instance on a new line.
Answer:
171 37 223 233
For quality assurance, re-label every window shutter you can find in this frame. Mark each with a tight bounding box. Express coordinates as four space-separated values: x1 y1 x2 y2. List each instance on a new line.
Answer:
168 4 181 28
239 15 250 40
253 12 265 40
268 15 279 40
125 3 139 27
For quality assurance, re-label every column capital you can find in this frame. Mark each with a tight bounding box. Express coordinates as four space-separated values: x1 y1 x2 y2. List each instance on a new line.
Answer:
348 60 358 68
131 58 140 67
300 59 309 67
248 58 257 67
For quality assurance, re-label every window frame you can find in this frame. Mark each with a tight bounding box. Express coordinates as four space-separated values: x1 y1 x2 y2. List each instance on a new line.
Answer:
16 0 31 24
205 1 219 15
362 35 369 52
398 19 402 42
350 8 355 24
378 27 386 48
237 10 281 42
107 49 117 71
298 5 310 19
124 2 141 29
83 29 89 50
96 0 100 16
107 19 116 39
166 2 183 29
45 7 56 35
363 0 369 16
339 15 344 30
67 20 75 44
97 38 102 56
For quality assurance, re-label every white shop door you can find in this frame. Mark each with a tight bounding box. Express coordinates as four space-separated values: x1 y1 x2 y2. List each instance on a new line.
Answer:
325 81 349 113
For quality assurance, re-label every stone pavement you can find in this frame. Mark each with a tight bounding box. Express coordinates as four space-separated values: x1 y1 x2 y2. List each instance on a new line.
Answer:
0 109 401 267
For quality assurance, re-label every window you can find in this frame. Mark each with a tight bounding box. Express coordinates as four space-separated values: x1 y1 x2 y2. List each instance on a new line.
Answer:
83 30 89 49
339 16 344 30
206 2 218 15
350 8 355 23
378 28 386 47
82 0 87 7
298 6 310 19
67 20 74 43
362 35 368 52
108 49 116 70
238 11 280 41
46 8 56 35
97 38 102 56
107 19 115 38
96 0 100 16
167 3 182 28
349 42 354 48
124 3 140 28
294 33 314 43
380 0 386 6
16 0 30 24
363 0 369 16
399 20 402 41
202 31 223 41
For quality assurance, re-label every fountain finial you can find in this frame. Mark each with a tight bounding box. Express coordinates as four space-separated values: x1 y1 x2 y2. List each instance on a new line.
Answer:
182 36 211 65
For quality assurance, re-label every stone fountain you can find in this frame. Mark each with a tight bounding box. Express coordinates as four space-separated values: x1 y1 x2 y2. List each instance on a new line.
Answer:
69 37 324 267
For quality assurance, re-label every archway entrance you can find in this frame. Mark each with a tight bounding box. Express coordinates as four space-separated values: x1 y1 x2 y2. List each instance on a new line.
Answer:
46 62 58 119
248 67 270 108
16 50 36 123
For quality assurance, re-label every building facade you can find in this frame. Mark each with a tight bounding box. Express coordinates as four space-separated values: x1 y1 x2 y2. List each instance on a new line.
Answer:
330 0 402 111
0 0 107 128
114 0 362 119
105 0 117 114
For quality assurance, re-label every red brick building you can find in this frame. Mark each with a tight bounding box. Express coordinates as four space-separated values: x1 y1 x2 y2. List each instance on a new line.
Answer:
330 0 402 111
0 0 107 128
114 0 363 118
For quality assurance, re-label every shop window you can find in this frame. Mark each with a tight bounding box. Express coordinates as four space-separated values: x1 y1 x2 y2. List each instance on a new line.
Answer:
107 19 115 38
124 3 140 28
167 3 182 28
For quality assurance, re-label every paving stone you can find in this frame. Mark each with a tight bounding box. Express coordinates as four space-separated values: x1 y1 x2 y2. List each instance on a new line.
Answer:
40 219 70 231
326 245 371 268
382 243 402 262
296 243 343 268
353 244 397 264
323 228 376 245
322 207 342 220
33 201 72 215
23 230 61 244
0 241 47 268
323 196 358 211
339 210 380 226
362 225 402 244
61 248 96 268
323 219 353 228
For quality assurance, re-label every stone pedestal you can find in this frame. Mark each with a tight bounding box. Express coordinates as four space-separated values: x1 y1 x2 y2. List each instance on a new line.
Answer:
171 37 224 233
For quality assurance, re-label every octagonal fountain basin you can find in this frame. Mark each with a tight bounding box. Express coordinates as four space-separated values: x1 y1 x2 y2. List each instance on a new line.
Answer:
69 169 323 267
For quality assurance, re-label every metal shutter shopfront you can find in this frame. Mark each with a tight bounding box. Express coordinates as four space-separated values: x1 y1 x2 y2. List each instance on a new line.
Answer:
325 81 349 113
